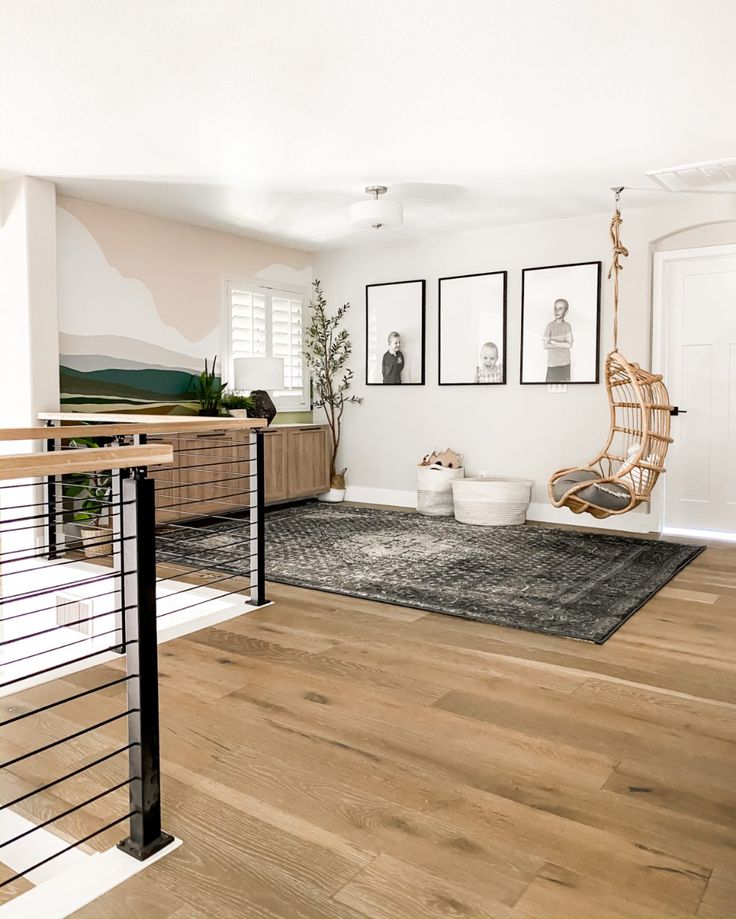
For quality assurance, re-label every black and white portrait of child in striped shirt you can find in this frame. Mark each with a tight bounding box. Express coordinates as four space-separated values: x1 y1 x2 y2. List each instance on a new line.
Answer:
474 341 503 383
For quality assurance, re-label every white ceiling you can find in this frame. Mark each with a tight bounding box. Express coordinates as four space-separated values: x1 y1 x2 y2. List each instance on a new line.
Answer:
2 0 735 250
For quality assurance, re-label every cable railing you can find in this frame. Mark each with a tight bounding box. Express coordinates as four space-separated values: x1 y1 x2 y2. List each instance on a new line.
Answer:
8 414 269 613
0 443 175 898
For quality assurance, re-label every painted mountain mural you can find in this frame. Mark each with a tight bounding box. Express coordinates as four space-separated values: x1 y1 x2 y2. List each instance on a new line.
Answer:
56 206 223 414
59 335 219 414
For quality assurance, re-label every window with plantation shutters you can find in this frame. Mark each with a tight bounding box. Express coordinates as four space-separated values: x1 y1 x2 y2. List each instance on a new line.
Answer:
225 281 308 410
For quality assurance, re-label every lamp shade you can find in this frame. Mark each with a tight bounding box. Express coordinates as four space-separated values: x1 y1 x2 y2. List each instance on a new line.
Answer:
234 357 284 391
349 198 403 229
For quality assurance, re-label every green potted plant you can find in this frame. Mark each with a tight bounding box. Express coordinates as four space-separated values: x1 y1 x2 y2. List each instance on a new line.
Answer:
222 391 256 418
64 438 113 557
303 279 362 502
192 355 228 416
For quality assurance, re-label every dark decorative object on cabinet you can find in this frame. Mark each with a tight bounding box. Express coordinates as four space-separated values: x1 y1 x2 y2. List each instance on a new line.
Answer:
248 390 277 425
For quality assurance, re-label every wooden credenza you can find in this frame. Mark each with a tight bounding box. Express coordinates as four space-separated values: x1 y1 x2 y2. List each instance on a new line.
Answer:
150 423 330 522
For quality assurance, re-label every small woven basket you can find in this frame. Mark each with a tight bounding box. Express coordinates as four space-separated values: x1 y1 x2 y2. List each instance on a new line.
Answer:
80 526 113 558
452 476 533 526
417 464 464 517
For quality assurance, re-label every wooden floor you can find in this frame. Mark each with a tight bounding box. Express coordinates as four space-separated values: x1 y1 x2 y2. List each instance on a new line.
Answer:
2 531 735 918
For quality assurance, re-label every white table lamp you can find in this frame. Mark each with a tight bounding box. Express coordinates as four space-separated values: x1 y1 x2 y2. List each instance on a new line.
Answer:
234 357 284 392
233 357 284 425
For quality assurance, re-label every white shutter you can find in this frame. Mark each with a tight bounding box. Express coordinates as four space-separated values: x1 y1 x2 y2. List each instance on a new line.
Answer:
271 294 304 396
231 288 267 361
227 282 307 409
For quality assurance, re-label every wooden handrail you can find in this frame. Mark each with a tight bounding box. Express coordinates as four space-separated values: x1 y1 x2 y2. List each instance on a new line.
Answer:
39 411 268 427
0 414 268 442
0 444 173 482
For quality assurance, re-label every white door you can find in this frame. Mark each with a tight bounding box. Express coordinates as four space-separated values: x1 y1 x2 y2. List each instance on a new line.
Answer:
655 245 736 533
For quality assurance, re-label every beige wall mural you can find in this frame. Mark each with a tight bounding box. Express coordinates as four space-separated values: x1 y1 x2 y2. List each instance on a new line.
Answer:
57 196 312 413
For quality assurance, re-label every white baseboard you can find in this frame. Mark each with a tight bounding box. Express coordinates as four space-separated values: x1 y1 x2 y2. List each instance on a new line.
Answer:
345 485 416 508
343 486 658 535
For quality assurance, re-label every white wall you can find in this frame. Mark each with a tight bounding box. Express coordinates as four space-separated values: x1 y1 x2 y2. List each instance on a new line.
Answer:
314 198 736 533
0 177 60 428
0 177 59 565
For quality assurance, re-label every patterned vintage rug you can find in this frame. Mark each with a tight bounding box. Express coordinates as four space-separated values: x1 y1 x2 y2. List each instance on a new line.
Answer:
156 503 704 643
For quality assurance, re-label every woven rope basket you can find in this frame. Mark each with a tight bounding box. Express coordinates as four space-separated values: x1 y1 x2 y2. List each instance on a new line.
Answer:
452 476 534 526
417 464 464 517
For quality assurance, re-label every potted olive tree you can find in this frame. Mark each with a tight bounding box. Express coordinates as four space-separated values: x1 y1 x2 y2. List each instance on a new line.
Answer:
304 279 362 502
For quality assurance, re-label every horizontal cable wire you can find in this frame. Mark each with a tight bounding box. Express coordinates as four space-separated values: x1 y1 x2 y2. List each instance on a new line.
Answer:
0 778 132 850
0 675 133 727
156 510 256 527
0 532 134 563
0 569 124 607
166 458 255 473
1 644 133 689
156 569 253 604
0 550 125 580
0 495 133 514
0 709 136 770
156 515 251 530
0 589 128 625
166 441 252 454
2 627 130 670
1 743 133 810
156 549 257 583
0 607 127 647
157 582 257 619
153 473 255 491
147 488 257 512
155 521 253 542
155 530 255 554
0 812 135 889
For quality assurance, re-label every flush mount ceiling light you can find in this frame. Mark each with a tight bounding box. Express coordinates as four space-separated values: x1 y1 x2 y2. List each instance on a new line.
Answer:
349 185 403 229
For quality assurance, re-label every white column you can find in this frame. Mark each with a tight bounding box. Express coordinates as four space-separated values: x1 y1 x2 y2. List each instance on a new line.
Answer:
0 177 60 616
0 176 60 427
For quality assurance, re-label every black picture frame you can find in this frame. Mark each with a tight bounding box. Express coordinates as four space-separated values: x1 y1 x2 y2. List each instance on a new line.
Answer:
520 261 602 385
365 279 426 386
438 270 508 385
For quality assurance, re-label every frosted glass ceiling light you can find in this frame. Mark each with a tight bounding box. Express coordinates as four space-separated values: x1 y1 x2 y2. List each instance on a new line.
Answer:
349 185 403 229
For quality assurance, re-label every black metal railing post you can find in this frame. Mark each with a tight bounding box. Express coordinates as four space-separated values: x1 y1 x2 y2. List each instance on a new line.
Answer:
118 469 174 860
249 428 267 606
46 433 58 560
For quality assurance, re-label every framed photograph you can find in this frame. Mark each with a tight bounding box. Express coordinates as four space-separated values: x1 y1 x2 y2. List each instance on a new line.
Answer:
366 280 425 385
520 261 602 385
438 271 507 385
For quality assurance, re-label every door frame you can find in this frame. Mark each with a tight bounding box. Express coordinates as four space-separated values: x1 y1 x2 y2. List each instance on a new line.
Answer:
652 243 736 534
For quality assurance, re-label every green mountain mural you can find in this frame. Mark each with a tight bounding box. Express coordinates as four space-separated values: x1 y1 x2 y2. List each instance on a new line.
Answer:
59 364 215 413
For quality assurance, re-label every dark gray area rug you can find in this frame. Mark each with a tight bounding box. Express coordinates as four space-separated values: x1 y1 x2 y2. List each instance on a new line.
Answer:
156 503 705 643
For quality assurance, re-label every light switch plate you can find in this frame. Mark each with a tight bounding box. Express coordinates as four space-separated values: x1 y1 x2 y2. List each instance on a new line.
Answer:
547 383 567 394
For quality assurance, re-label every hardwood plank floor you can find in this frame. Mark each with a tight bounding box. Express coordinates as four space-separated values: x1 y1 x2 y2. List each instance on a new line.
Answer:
2 527 735 918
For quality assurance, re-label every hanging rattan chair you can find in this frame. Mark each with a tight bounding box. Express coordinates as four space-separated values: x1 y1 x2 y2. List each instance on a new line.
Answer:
548 191 674 519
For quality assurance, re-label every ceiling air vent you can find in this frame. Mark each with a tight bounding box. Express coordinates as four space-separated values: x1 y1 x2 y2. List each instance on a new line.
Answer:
646 157 736 193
